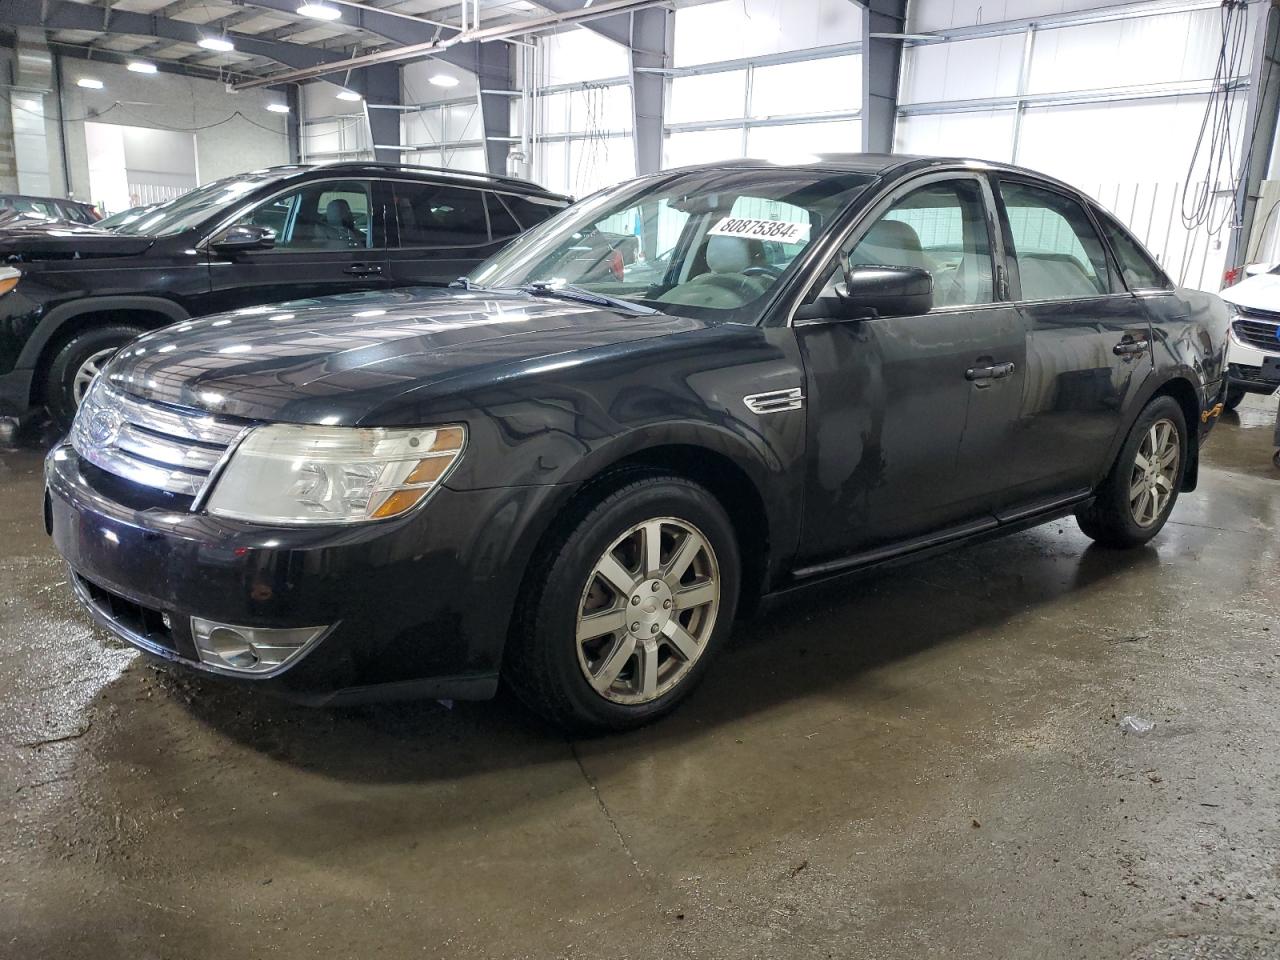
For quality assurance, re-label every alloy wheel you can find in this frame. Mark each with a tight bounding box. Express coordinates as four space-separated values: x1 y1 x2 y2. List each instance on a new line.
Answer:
71 347 118 406
575 517 720 705
1129 417 1179 527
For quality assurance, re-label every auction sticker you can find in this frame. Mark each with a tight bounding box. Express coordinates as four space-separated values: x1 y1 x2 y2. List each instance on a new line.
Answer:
709 217 811 244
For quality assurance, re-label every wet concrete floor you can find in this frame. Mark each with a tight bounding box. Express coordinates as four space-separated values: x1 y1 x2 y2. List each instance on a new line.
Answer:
1 395 1278 960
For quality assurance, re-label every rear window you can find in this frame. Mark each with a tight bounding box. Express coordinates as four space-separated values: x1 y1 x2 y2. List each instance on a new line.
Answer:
503 194 567 230
1096 210 1171 290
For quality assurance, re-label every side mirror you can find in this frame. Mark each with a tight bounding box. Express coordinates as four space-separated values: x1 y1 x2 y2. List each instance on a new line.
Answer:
210 223 275 254
796 265 934 323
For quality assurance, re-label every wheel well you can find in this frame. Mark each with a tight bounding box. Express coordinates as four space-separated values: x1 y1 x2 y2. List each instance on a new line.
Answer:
567 444 772 612
1150 377 1201 491
31 309 170 406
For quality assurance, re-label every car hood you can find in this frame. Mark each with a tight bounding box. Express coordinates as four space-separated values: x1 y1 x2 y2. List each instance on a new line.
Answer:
0 219 154 259
101 286 714 424
1219 271 1280 311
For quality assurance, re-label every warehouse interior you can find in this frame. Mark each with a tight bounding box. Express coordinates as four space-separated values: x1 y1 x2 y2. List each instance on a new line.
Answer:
2 1 1279 958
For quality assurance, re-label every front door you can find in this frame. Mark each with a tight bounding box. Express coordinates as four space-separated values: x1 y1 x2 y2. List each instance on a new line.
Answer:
990 177 1153 514
795 174 1024 565
199 178 389 316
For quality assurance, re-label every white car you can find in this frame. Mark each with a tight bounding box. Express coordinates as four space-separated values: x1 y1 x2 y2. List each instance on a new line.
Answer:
1219 264 1280 410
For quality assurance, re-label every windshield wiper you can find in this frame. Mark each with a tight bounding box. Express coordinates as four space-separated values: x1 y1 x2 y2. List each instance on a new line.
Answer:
519 281 657 315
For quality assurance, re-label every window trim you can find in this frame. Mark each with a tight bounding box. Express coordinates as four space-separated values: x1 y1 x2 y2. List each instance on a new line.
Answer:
198 177 382 252
787 169 1006 324
991 174 1119 306
1090 204 1175 294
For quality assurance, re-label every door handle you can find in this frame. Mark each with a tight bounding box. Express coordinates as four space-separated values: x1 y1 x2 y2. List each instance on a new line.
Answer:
1112 338 1149 356
344 263 382 276
966 361 1016 381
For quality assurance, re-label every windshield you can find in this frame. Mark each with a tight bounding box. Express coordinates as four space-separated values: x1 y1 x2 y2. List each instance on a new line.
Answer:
470 167 875 324
110 170 297 237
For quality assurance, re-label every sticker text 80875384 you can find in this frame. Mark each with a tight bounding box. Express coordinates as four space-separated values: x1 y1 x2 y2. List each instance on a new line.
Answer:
708 217 811 245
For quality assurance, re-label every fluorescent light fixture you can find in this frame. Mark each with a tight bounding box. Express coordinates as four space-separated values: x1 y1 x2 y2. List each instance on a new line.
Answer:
76 77 104 90
428 73 459 88
198 36 236 52
127 61 157 74
265 103 291 113
297 1 341 19
336 89 362 101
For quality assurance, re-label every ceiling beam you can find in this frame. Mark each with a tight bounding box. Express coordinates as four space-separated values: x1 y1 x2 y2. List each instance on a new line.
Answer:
6 0 349 73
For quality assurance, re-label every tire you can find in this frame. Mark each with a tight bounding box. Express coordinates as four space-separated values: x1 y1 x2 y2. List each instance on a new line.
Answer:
1076 395 1188 548
45 323 146 432
1224 386 1246 412
506 472 741 733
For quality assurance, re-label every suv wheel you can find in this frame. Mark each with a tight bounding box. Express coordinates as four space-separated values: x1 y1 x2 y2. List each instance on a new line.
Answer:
508 473 740 732
1076 395 1187 548
46 324 146 431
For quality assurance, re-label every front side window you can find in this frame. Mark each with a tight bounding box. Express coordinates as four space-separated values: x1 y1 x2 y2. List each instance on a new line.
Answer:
393 182 490 247
1000 180 1110 301
235 180 372 251
470 168 874 323
842 178 994 309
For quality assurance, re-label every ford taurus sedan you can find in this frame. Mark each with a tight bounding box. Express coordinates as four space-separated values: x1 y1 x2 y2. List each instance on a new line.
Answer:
45 154 1230 731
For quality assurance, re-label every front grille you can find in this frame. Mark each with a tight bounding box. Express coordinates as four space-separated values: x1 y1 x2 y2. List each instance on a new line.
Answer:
71 382 247 499
1232 312 1280 351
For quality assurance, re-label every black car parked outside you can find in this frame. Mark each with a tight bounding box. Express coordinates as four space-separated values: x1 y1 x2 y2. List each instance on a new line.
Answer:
0 163 569 429
0 193 101 225
44 155 1230 731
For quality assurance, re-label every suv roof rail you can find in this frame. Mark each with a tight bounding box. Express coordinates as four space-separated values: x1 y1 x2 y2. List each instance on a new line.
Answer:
304 160 562 196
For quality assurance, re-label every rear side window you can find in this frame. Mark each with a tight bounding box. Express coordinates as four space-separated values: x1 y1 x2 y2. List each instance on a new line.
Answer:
486 193 522 241
393 182 490 248
1096 211 1170 290
1000 180 1111 301
503 194 566 230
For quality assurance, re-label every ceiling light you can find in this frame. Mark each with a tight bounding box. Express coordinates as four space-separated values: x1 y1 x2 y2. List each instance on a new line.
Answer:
297 1 342 20
76 77 104 90
428 73 459 88
127 61 157 74
265 103 290 113
198 36 236 52
336 89 362 101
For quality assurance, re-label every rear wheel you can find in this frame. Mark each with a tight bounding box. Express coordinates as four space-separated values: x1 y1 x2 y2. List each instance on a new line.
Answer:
507 473 740 732
1224 386 1246 412
1076 395 1187 548
45 323 145 432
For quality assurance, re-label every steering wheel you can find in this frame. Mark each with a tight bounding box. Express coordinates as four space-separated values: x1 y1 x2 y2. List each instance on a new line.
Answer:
742 264 783 279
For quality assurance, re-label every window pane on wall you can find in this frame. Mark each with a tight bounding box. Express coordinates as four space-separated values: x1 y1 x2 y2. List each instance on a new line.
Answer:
541 27 629 84
746 120 860 158
667 71 747 124
569 84 633 134
443 103 482 142
673 0 861 67
750 56 860 117
538 91 572 136
899 34 1025 104
664 128 745 168
568 136 635 197
1028 9 1241 95
895 110 1017 163
537 140 570 196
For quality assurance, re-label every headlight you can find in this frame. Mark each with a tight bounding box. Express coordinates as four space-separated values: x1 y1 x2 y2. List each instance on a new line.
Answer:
0 266 20 296
204 423 466 525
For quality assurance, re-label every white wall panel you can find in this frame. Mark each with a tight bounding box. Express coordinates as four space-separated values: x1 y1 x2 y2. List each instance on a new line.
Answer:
895 109 1017 162
751 56 860 117
673 0 861 67
664 128 744 168
541 27 628 84
899 34 1024 104
908 0 1155 33
746 119 861 158
667 71 748 124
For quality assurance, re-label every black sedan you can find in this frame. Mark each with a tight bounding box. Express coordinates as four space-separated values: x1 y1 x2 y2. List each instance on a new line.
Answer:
44 155 1230 730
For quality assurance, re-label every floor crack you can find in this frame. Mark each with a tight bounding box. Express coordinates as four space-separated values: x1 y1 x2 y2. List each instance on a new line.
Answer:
15 723 91 748
569 740 644 875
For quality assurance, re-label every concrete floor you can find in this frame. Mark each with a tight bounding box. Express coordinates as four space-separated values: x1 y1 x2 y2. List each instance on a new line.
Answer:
1 396 1278 960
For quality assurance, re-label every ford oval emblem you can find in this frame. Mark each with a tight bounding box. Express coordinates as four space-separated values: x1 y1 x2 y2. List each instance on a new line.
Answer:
86 407 122 447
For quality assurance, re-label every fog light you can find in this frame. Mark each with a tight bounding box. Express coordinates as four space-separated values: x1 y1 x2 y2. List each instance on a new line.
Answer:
190 617 329 676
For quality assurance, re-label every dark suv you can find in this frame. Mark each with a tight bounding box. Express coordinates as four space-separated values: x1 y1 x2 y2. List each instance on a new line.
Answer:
0 163 568 429
0 193 101 225
44 155 1229 731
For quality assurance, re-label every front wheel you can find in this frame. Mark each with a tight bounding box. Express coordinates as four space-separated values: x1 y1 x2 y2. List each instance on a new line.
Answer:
1076 396 1187 548
45 323 146 432
507 474 740 732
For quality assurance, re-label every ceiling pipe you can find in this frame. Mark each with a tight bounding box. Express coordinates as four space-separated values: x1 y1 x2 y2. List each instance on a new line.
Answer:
230 0 670 90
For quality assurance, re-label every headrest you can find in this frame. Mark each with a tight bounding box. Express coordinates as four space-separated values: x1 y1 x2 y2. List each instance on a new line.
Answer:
706 235 754 274
853 219 927 270
326 199 353 226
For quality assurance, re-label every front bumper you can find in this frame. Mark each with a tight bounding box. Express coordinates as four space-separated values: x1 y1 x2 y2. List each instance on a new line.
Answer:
1226 333 1280 394
45 442 571 705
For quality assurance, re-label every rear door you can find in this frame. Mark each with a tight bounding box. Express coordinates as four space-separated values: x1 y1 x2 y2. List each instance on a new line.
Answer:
794 172 1025 563
199 178 389 315
991 177 1153 513
384 180 521 285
